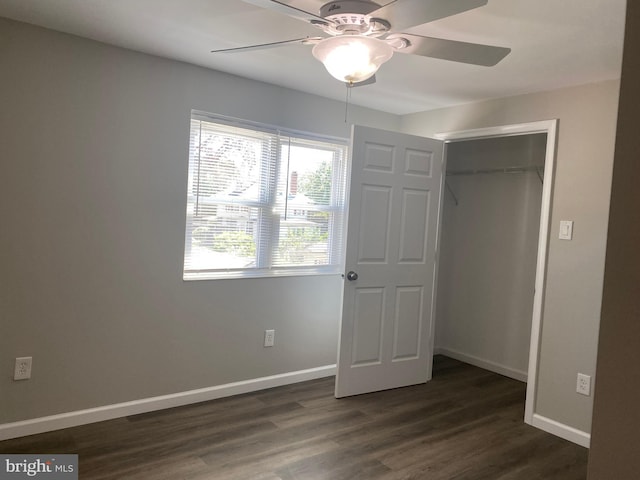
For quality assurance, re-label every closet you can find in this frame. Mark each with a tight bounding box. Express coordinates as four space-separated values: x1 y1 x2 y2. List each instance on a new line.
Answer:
435 133 547 381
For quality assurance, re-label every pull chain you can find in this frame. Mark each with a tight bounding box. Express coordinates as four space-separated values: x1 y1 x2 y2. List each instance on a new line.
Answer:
344 82 352 123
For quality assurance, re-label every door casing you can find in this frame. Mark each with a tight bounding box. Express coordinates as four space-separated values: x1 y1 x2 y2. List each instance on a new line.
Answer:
434 119 559 428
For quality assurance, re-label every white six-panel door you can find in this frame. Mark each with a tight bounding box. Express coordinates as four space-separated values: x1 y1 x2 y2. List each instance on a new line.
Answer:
335 125 444 398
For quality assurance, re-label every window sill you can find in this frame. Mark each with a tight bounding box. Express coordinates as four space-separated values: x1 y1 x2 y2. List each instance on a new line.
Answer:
183 267 343 281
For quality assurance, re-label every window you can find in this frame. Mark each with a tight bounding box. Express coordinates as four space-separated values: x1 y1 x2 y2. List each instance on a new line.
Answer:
183 112 349 280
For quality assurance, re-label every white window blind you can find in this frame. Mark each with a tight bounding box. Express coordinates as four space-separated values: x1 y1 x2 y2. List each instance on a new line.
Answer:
183 112 349 280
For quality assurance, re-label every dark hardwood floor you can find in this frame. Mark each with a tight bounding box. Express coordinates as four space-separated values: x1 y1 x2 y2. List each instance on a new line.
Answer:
0 356 588 479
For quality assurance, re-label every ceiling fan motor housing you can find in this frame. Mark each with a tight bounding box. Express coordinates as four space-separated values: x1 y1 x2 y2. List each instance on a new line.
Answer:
319 0 388 36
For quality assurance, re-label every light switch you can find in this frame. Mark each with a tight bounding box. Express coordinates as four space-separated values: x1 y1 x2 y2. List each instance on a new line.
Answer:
559 220 573 240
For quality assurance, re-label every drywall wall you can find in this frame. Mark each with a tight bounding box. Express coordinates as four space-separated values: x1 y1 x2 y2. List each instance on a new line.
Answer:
0 18 400 424
402 79 620 434
436 135 546 379
588 2 640 477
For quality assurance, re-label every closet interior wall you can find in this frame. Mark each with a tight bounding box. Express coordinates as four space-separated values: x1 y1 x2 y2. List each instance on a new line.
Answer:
435 134 547 381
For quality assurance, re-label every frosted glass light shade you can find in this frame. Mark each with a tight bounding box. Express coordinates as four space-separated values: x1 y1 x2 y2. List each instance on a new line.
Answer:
312 35 393 83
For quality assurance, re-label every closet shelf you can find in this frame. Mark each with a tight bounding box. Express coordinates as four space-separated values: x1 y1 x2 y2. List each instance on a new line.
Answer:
446 165 544 176
444 166 544 206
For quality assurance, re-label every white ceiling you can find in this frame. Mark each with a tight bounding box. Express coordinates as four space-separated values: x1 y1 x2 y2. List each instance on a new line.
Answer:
0 0 626 115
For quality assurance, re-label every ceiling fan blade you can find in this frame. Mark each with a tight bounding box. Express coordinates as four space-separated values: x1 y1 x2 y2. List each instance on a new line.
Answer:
370 0 487 33
241 0 330 25
346 75 377 88
211 37 323 54
388 33 510 66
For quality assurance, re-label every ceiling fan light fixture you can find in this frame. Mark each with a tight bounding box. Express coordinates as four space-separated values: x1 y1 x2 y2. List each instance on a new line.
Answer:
312 35 393 83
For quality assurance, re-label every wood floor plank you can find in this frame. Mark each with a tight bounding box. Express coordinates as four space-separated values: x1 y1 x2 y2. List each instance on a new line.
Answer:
0 356 588 479
203 439 341 480
199 410 369 466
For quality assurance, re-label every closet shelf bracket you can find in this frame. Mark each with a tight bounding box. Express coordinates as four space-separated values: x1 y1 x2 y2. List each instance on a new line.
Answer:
445 180 459 206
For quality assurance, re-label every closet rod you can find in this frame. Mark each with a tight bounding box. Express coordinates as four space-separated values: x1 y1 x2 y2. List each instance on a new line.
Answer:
444 165 544 207
446 165 544 176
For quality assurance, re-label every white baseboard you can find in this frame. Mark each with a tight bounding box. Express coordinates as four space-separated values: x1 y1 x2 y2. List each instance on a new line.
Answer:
434 347 528 382
530 413 591 448
0 364 336 441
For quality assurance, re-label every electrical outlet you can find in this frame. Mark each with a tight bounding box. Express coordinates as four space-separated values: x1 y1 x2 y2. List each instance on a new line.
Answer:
264 329 275 347
576 373 591 396
14 357 32 381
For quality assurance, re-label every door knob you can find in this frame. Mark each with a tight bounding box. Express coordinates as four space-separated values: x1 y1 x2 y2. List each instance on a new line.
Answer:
346 271 359 281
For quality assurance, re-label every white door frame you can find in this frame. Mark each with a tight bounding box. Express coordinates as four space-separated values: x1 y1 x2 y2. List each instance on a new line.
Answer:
434 119 558 427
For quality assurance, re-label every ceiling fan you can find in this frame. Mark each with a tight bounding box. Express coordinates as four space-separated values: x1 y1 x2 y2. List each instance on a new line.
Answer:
211 0 511 87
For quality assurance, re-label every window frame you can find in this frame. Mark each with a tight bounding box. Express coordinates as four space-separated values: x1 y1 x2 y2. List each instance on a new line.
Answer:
183 111 349 281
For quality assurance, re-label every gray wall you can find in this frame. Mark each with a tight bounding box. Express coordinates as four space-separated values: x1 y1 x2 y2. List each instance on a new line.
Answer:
588 1 640 477
0 18 400 423
401 79 620 434
436 135 546 378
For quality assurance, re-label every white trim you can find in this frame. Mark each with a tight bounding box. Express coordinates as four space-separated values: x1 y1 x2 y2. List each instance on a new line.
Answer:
0 364 336 441
435 120 558 429
435 347 528 382
524 121 557 423
427 140 449 382
433 120 557 142
531 414 591 448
